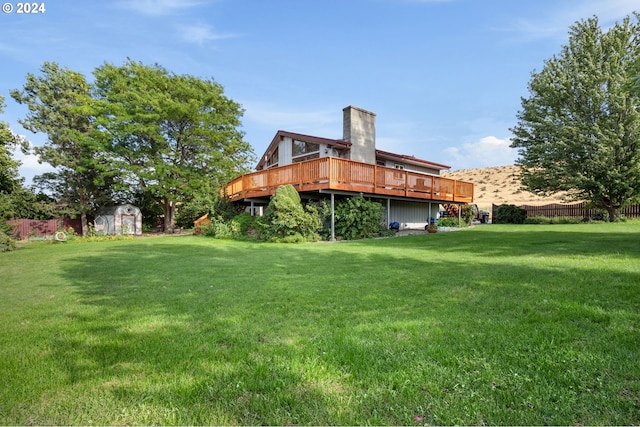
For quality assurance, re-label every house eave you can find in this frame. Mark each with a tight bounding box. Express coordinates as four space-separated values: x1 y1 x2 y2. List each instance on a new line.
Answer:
375 149 451 171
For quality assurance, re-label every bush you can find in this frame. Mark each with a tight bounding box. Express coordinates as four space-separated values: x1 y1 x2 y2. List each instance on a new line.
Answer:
258 185 321 242
177 194 243 229
460 204 476 226
524 215 552 224
591 212 609 222
230 212 256 237
437 217 462 227
306 199 332 239
0 230 16 252
334 194 387 240
199 217 236 239
525 216 584 224
495 204 527 224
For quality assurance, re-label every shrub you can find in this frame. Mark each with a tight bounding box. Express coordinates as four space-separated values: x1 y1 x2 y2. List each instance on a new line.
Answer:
259 185 321 242
230 212 256 237
591 212 609 222
551 216 584 224
175 195 214 229
334 194 387 240
495 204 527 224
199 217 236 239
306 199 332 239
0 230 16 252
437 217 461 227
177 194 243 229
524 215 552 224
524 216 585 224
460 204 476 225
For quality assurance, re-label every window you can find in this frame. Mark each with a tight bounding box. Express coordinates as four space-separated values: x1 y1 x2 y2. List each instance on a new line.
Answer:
293 140 319 157
266 147 278 167
292 153 319 163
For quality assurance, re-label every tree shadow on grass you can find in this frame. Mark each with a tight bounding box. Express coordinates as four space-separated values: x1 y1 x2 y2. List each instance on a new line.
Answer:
45 234 640 425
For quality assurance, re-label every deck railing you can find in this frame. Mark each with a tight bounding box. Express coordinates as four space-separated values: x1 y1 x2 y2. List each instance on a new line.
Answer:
224 156 473 203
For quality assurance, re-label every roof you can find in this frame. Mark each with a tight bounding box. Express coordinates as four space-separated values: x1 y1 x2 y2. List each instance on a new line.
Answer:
96 204 141 215
255 130 450 172
375 149 451 171
256 130 351 170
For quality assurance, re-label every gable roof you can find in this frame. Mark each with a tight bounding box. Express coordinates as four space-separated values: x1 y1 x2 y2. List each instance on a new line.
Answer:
256 130 351 170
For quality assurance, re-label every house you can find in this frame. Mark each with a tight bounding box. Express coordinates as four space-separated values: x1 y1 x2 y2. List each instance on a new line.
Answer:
224 106 473 237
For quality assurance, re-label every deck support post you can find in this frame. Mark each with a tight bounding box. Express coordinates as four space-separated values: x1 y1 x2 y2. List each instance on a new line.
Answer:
330 193 335 241
387 198 391 228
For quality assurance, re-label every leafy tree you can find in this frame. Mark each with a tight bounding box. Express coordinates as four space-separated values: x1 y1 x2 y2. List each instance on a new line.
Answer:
10 62 113 235
0 96 54 222
0 95 25 202
93 60 255 233
510 14 640 221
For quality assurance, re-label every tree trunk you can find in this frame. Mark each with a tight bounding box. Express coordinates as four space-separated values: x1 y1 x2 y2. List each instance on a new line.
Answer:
77 179 89 236
606 206 619 222
80 212 89 237
163 197 176 233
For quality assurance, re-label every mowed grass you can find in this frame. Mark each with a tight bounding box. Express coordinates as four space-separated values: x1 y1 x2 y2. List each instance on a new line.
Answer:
1 223 639 425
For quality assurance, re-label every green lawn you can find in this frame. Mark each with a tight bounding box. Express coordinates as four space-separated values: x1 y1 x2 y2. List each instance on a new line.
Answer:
1 223 639 425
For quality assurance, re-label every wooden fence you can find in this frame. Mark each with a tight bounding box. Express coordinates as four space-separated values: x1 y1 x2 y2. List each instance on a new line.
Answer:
5 218 82 239
492 202 640 223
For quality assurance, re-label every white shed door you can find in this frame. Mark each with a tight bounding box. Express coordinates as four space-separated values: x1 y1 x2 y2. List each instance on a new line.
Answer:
121 214 136 235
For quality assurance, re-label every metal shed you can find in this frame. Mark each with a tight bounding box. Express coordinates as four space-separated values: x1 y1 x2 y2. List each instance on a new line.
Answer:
94 204 142 236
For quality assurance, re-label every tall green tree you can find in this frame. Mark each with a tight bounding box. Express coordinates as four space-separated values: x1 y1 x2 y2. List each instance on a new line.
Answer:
0 96 24 196
510 14 640 221
11 62 112 235
0 96 54 222
0 95 26 220
93 60 254 232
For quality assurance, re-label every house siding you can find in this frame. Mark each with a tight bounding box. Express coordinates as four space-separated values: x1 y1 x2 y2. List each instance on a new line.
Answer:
378 160 441 176
387 200 440 229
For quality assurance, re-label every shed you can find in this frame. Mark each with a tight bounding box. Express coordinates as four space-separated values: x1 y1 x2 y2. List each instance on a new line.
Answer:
94 204 142 236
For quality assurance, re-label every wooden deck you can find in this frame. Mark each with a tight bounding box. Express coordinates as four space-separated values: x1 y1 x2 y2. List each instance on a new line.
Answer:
224 156 474 203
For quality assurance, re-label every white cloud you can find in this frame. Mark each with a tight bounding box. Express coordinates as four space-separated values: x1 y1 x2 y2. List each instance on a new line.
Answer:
499 0 638 42
444 136 517 170
12 142 56 186
178 24 237 45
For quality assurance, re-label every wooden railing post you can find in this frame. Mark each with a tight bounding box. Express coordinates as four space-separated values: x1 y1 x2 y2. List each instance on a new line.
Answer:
404 171 408 197
373 164 377 191
453 179 457 201
328 157 333 188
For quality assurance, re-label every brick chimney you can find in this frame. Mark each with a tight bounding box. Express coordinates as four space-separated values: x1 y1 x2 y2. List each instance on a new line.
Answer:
343 106 376 164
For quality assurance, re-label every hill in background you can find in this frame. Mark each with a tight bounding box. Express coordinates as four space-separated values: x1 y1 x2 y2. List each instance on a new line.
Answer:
442 165 568 210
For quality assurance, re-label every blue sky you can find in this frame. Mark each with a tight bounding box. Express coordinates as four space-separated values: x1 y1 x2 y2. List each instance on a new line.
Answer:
1 0 637 184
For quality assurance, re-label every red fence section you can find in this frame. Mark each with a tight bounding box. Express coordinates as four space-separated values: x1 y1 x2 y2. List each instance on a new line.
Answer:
5 218 82 239
492 202 640 222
